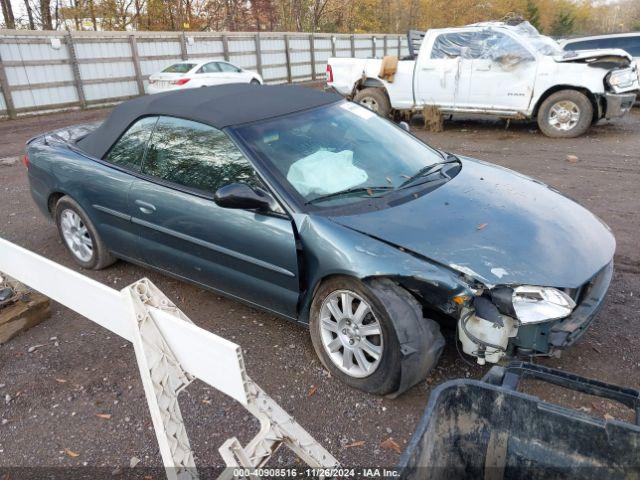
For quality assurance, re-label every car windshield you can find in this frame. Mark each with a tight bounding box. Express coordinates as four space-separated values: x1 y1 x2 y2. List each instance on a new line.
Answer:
513 21 563 56
162 63 196 73
234 102 446 207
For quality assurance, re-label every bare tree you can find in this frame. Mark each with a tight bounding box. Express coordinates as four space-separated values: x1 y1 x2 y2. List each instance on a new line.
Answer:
24 0 36 29
0 0 16 28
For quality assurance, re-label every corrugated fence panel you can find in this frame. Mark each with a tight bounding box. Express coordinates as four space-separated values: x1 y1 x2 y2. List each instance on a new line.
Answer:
0 31 408 117
79 61 135 81
75 40 130 59
84 81 138 102
6 64 73 85
13 85 77 109
137 38 182 57
229 37 257 70
187 37 224 55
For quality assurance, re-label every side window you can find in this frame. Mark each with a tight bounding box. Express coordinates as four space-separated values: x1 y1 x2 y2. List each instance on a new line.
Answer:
142 116 259 194
431 32 474 59
476 31 534 65
105 116 157 171
198 62 221 74
219 62 241 73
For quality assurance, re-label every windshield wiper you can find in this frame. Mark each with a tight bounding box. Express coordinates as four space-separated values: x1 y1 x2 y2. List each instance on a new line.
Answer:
399 154 460 189
306 186 394 205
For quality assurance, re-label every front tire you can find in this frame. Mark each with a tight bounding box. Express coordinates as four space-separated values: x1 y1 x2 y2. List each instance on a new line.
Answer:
55 196 115 270
537 90 593 138
353 88 392 117
310 277 401 394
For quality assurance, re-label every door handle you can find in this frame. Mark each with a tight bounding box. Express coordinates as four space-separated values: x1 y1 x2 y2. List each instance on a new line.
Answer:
134 199 156 214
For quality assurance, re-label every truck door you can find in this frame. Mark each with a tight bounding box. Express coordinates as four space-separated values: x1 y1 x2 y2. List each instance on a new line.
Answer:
415 31 475 108
466 29 537 112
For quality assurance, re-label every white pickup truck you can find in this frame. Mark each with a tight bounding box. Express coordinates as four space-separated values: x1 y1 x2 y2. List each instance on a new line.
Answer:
326 21 639 137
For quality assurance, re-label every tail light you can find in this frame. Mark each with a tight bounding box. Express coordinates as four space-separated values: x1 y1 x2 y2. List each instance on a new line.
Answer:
326 64 333 83
172 78 191 86
22 153 30 169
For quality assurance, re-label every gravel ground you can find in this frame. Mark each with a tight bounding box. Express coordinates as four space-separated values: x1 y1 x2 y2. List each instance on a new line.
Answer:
0 103 639 476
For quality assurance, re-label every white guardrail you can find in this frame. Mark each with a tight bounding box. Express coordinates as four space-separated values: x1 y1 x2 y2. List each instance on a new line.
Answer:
0 237 339 479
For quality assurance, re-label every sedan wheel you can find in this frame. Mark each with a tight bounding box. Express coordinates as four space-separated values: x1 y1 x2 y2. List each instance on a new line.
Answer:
55 195 115 270
319 289 383 378
60 209 94 263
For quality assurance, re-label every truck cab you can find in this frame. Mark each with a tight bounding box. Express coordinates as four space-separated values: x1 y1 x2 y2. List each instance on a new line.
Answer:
327 21 638 138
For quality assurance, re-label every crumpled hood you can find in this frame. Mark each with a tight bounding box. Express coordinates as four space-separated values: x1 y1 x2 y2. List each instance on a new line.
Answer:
330 158 615 288
555 48 632 65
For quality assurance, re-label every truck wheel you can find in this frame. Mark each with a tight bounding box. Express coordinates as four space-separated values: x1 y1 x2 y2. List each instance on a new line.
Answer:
353 88 392 117
309 276 444 395
55 196 115 270
537 90 593 138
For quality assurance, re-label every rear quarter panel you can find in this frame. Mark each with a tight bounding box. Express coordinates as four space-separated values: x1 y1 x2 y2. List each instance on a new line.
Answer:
26 140 138 258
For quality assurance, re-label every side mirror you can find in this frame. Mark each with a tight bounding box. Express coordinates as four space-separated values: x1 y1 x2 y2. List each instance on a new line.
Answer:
399 121 410 132
214 183 273 211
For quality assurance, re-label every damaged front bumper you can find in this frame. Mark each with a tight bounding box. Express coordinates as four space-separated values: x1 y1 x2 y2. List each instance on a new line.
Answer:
604 92 637 119
459 261 613 363
511 261 613 356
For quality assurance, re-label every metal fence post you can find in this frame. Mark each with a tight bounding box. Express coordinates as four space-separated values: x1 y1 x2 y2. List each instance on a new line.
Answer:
383 36 388 56
254 32 263 77
397 36 402 57
0 53 16 119
222 34 230 61
372 36 376 58
350 34 355 57
179 32 188 60
283 34 292 83
331 36 336 57
65 33 86 110
129 34 145 96
309 34 316 80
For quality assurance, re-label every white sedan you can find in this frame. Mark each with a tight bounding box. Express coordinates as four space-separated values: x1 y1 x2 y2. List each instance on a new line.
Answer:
147 60 262 94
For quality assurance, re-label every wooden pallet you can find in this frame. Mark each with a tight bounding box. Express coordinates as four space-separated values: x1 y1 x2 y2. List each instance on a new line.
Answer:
0 281 50 344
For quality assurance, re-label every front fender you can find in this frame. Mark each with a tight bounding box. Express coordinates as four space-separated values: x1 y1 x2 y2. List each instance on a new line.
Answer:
292 214 472 323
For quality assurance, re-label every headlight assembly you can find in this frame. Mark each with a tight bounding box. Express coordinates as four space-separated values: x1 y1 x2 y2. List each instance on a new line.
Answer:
512 286 576 324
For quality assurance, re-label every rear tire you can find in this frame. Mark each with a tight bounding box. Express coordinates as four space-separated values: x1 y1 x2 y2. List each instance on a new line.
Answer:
250 78 261 85
537 90 593 138
353 88 392 117
55 196 115 270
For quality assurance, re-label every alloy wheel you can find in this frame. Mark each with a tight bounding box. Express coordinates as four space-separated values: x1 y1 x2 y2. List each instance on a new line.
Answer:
60 209 94 263
319 289 383 378
548 100 580 132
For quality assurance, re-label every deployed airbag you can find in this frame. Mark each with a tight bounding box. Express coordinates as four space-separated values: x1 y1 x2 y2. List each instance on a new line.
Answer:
286 150 367 196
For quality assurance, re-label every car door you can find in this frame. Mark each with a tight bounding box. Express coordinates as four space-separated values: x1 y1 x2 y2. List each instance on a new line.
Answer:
414 31 471 108
87 116 158 260
129 116 300 319
195 61 224 86
217 62 246 84
466 29 537 112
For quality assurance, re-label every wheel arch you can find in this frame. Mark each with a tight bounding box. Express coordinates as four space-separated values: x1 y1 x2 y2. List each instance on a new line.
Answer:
47 191 67 216
533 85 600 123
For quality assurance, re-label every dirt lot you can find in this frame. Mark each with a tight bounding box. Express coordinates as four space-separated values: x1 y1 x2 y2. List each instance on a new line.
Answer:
0 103 639 475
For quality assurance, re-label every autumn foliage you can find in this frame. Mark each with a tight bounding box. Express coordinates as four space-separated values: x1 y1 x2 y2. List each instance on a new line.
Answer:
1 0 639 35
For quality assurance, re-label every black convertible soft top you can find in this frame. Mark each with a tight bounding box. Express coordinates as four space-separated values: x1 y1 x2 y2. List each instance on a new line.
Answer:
77 84 342 159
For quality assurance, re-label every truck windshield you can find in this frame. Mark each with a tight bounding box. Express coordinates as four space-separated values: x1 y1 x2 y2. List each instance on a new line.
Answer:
234 102 446 207
513 21 563 56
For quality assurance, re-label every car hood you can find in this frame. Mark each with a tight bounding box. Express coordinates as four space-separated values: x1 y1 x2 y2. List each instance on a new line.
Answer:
329 158 615 288
556 49 632 65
